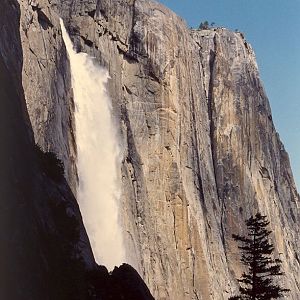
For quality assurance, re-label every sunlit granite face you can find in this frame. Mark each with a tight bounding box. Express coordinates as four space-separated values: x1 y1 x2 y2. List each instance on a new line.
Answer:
13 0 300 299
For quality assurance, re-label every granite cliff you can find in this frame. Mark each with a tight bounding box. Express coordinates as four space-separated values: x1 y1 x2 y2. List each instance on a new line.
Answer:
1 0 299 299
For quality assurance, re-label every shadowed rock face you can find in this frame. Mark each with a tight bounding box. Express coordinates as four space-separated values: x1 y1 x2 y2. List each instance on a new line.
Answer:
0 2 93 299
0 3 96 299
2 0 299 299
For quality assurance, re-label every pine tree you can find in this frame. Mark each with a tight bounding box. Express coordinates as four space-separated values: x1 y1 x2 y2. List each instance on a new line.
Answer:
229 213 289 299
199 20 210 30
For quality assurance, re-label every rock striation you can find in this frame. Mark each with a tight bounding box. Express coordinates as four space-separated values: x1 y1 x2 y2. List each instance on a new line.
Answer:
2 0 299 299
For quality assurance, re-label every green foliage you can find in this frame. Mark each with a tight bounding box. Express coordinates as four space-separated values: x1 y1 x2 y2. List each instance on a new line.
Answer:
35 144 64 182
229 213 289 299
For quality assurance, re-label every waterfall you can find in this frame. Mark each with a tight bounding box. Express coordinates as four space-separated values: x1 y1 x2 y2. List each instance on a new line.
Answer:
60 19 125 270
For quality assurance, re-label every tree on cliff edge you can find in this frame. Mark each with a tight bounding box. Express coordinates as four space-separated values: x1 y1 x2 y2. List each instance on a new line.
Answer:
229 213 289 299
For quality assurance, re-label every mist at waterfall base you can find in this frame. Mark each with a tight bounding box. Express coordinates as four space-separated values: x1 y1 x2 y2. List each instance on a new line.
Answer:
60 20 126 270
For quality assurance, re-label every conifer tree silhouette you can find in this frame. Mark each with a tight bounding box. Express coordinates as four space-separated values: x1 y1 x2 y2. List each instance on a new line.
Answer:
229 213 289 299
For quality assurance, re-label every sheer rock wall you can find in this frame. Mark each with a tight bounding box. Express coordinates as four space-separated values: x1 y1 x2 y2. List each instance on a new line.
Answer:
15 0 300 299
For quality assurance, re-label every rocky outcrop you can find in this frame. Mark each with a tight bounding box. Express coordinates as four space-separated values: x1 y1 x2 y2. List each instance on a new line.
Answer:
89 264 155 300
3 0 299 299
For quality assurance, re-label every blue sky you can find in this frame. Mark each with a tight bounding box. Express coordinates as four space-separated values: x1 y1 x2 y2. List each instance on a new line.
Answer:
159 0 300 189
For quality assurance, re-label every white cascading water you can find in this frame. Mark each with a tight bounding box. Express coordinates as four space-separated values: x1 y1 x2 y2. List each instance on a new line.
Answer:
60 20 126 270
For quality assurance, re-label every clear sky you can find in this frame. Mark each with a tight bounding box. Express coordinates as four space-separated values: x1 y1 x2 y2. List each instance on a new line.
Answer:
159 0 300 189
